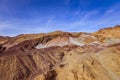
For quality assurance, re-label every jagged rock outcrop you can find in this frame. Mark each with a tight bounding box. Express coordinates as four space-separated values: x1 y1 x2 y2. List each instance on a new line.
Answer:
0 25 120 80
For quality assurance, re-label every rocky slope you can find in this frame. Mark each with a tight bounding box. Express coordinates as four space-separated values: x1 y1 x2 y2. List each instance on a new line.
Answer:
0 25 120 80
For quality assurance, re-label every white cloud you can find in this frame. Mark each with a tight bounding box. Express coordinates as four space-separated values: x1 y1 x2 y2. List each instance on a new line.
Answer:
64 4 120 32
0 3 120 36
0 21 16 30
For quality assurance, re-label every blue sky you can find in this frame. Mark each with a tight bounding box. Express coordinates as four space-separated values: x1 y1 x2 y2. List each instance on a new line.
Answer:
0 0 120 36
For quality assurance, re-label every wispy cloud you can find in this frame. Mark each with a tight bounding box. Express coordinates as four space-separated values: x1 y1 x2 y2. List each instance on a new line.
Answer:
65 3 120 32
0 1 120 36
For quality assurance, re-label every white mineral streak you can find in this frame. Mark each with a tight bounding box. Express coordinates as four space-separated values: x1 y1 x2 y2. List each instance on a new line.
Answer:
36 37 86 49
69 37 85 46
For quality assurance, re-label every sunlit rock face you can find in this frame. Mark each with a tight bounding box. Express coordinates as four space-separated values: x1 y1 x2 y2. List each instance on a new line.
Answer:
0 25 120 80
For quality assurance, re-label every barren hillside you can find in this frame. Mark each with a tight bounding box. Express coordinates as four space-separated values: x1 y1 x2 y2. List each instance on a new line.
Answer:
0 26 120 80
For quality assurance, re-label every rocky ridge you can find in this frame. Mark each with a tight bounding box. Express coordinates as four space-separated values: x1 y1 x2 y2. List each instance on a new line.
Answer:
0 25 120 80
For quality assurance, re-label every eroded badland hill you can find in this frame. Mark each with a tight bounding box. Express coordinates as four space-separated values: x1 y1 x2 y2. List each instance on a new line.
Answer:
0 25 120 80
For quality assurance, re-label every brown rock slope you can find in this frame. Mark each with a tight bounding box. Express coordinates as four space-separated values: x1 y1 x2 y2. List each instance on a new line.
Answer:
0 26 120 80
